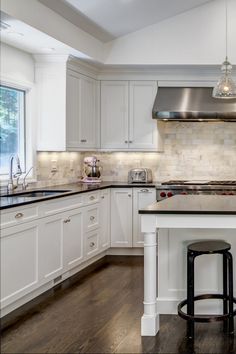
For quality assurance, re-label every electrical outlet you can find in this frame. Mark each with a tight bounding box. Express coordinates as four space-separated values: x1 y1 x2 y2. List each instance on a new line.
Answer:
51 159 58 172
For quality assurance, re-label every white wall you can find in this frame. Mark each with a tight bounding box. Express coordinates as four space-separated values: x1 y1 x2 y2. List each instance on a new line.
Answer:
0 42 35 86
104 0 236 65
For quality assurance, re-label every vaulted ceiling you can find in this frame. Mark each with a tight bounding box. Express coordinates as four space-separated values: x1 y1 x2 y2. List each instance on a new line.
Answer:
39 0 213 42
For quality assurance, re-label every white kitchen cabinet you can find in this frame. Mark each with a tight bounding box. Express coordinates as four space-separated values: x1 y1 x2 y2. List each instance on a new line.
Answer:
38 213 63 282
129 81 158 150
62 208 84 271
39 207 84 280
100 189 111 251
132 188 156 247
85 229 100 260
1 221 40 308
66 71 100 150
111 189 133 248
101 80 161 151
35 56 99 151
101 81 129 149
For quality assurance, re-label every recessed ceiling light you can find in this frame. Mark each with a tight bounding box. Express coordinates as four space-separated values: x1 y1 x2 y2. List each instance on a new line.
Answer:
41 47 56 52
7 30 24 36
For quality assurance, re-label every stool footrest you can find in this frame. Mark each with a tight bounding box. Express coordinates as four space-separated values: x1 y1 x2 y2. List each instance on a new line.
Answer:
178 294 236 323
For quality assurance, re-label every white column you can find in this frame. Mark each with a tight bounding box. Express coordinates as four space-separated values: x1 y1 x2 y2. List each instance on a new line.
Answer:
141 231 159 336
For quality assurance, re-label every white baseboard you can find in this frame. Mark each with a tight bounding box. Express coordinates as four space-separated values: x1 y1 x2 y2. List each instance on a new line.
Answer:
106 248 144 256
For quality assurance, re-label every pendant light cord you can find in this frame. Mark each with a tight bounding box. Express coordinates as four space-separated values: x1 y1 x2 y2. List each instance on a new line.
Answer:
225 0 228 60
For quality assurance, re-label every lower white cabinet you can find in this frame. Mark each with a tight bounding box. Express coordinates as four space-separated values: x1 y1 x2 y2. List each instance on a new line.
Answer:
111 189 133 248
39 214 63 282
85 229 100 260
63 208 83 271
1 221 40 308
132 188 156 247
100 189 111 250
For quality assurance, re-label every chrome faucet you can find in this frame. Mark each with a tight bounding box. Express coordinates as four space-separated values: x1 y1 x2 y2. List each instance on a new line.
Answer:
22 166 33 190
7 155 23 193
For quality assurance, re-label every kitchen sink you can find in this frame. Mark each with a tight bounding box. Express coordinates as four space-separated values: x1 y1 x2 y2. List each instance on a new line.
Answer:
1 190 71 198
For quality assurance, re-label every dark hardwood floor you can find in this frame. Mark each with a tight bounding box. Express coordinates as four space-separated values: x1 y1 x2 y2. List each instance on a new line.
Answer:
1 256 235 354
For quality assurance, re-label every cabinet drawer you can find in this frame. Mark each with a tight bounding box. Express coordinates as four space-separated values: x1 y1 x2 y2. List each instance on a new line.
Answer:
85 230 99 259
84 205 99 232
1 205 39 229
42 195 83 216
84 191 100 205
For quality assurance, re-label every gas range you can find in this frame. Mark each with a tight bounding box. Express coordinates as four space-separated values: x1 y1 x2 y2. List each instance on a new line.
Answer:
156 180 236 201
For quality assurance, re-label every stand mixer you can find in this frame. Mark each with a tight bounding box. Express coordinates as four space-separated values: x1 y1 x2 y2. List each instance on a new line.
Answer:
82 156 102 183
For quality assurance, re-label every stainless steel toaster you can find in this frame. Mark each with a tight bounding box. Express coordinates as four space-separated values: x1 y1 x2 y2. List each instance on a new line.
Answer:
128 168 153 183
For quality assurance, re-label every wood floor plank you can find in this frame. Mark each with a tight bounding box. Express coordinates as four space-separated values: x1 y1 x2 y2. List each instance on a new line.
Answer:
1 256 235 354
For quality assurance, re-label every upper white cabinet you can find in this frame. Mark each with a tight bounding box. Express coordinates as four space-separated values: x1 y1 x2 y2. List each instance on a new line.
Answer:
35 56 100 151
66 71 100 150
129 81 158 150
101 80 162 151
101 81 129 149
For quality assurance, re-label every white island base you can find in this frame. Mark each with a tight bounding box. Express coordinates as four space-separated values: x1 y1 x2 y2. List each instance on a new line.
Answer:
141 213 236 336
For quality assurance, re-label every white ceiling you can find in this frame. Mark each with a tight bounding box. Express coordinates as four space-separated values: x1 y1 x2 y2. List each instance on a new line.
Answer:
40 0 213 42
0 12 90 58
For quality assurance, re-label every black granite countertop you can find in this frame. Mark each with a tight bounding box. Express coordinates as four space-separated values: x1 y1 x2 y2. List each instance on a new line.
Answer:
139 195 236 215
0 181 157 210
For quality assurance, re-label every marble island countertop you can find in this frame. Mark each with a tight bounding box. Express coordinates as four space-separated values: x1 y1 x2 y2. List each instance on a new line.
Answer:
0 181 157 210
139 195 236 215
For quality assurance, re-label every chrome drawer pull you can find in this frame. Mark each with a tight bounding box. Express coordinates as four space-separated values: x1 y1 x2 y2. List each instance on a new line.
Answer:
80 139 87 142
90 242 95 248
89 195 95 200
64 218 71 223
141 189 149 192
90 216 95 221
101 196 105 199
15 212 24 219
128 194 132 197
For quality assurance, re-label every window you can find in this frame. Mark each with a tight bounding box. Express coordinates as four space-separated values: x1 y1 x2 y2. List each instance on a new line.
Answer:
0 85 26 175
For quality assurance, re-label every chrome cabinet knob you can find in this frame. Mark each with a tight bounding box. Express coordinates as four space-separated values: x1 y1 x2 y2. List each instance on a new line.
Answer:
15 212 24 219
64 218 71 223
89 195 95 200
90 242 95 248
90 215 95 221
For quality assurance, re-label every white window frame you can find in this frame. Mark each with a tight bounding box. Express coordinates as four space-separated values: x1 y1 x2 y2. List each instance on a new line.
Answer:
0 79 36 185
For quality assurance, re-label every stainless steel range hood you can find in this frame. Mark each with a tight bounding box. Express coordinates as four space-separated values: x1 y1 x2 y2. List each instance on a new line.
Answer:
152 87 236 122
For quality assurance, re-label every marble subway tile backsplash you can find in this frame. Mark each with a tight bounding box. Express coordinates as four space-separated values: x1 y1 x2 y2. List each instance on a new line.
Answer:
36 122 236 186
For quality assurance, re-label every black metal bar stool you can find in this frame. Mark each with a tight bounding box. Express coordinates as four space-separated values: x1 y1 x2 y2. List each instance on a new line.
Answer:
178 240 236 339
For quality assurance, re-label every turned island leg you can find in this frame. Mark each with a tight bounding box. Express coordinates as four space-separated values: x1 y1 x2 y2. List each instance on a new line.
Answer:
141 231 159 336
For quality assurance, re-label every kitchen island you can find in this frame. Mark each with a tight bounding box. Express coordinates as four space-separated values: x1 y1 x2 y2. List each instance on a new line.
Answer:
139 195 236 336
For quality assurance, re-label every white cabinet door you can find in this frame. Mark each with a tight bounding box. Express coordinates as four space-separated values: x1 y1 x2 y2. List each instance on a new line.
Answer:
80 75 100 149
63 208 83 271
1 221 40 308
66 72 100 150
101 81 129 149
39 214 64 282
129 81 158 150
66 72 81 149
132 188 156 247
100 189 111 251
111 189 132 248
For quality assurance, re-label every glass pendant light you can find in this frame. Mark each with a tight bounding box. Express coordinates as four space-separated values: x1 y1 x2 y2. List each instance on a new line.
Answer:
212 0 236 99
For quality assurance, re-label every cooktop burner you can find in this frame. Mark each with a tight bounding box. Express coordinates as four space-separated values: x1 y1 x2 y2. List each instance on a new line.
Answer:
162 180 236 185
